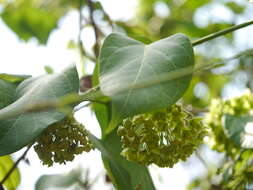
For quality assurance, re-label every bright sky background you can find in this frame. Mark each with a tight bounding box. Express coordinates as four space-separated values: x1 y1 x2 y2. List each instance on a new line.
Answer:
1 0 252 189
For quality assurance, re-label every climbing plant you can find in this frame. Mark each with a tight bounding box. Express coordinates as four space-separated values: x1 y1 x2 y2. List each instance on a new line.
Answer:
1 0 253 190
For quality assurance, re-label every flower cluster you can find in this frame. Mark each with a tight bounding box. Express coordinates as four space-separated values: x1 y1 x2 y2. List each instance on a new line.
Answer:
205 90 253 155
34 116 94 166
117 104 207 167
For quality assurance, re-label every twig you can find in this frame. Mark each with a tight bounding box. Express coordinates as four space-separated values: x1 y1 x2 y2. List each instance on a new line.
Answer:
195 149 209 170
78 0 85 58
192 20 253 46
0 145 32 185
78 0 96 63
86 0 100 57
0 45 252 121
0 47 250 120
0 86 102 120
74 100 108 112
103 11 114 28
195 47 253 73
87 171 103 188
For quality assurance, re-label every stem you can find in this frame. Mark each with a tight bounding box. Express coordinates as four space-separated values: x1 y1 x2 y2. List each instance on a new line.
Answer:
195 150 209 170
86 0 100 57
78 0 96 63
0 46 249 120
0 44 251 120
78 0 85 58
199 47 253 71
192 20 253 46
0 86 103 120
87 171 103 188
0 145 31 185
74 100 108 112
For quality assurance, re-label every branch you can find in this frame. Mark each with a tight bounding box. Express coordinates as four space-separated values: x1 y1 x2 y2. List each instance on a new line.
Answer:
0 145 32 186
1 48 250 120
74 100 108 112
0 44 252 120
78 0 96 63
0 86 103 120
86 0 100 57
195 150 209 170
78 0 85 58
192 20 253 46
197 47 253 72
86 171 103 188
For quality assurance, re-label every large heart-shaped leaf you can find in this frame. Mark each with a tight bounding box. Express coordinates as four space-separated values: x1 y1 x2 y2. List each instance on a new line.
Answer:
0 65 79 156
99 33 194 132
224 114 253 149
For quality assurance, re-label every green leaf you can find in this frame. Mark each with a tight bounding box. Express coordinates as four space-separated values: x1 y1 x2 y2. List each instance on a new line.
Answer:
92 62 111 136
0 74 31 110
0 155 21 190
91 62 132 189
226 2 245 14
1 0 67 44
0 80 16 109
99 33 194 133
88 134 132 190
44 66 54 74
224 114 253 149
0 65 79 156
101 131 156 190
92 78 155 190
0 74 30 84
35 169 82 190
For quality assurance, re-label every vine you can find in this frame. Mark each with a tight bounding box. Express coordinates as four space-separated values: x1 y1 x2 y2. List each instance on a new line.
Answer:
1 3 253 189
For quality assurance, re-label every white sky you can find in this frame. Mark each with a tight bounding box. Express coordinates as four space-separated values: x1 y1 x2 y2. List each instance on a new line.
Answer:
2 0 248 189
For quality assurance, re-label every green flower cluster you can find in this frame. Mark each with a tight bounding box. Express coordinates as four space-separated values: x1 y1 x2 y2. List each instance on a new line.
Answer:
223 150 253 190
117 104 207 168
206 90 253 155
34 116 94 166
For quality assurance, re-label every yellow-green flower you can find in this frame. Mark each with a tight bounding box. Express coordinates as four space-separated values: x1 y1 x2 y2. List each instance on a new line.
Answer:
118 104 207 168
34 115 94 166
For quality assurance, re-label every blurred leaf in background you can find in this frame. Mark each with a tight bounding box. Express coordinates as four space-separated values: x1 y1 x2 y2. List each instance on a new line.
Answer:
0 0 81 44
35 168 85 190
0 156 20 190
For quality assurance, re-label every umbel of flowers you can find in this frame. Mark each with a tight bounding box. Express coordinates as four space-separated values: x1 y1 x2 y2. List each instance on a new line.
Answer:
34 115 94 166
117 104 207 167
206 90 253 156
